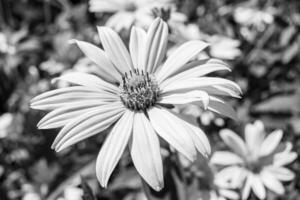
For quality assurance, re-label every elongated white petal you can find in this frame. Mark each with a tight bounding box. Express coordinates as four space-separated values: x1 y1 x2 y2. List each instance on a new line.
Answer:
259 130 283 157
53 72 119 93
266 166 295 181
96 110 134 187
161 77 242 97
245 121 265 157
156 40 209 82
184 122 211 157
31 86 118 110
148 107 196 161
220 129 248 158
210 151 243 165
75 40 121 82
144 18 168 73
52 102 125 151
129 27 147 70
198 85 241 98
160 59 230 87
208 96 237 120
219 189 239 200
250 174 266 200
159 90 209 109
260 169 284 195
130 112 163 191
97 26 133 73
37 101 106 129
242 173 251 200
169 111 211 157
273 152 297 166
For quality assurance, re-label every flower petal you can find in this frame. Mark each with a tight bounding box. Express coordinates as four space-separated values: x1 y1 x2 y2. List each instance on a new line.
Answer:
156 40 209 83
31 86 118 110
148 107 196 161
245 121 265 157
260 169 285 195
266 166 295 181
241 173 251 200
250 174 266 200
208 96 237 120
75 40 121 82
184 122 211 157
259 130 283 157
160 77 242 97
97 26 133 73
130 112 164 191
220 129 248 158
159 90 209 109
37 101 106 129
52 102 125 151
96 110 134 187
129 27 147 70
53 72 119 93
169 111 211 157
210 151 244 166
144 18 168 73
219 189 239 200
160 59 230 87
273 152 297 166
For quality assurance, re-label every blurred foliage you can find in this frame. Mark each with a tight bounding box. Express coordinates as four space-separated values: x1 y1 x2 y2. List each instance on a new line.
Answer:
0 0 299 200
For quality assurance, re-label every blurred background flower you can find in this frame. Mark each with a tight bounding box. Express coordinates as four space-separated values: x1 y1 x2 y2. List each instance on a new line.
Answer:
211 121 297 199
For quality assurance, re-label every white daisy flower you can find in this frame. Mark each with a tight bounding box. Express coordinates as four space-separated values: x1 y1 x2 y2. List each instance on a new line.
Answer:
31 18 241 191
211 121 297 200
89 0 173 31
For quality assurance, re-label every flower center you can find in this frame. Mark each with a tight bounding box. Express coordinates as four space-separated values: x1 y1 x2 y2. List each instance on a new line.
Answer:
119 69 159 111
246 158 262 173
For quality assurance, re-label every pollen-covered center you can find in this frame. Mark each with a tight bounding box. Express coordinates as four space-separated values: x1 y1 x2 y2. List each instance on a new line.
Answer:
119 69 159 111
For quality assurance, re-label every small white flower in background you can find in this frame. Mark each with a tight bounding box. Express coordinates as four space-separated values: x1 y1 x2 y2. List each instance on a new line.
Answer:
0 113 24 139
89 0 173 31
170 23 241 60
211 120 297 200
31 18 241 191
234 7 274 30
207 36 241 60
22 192 41 200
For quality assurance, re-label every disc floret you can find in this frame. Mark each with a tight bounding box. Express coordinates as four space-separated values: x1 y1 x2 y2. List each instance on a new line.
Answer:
119 69 159 111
